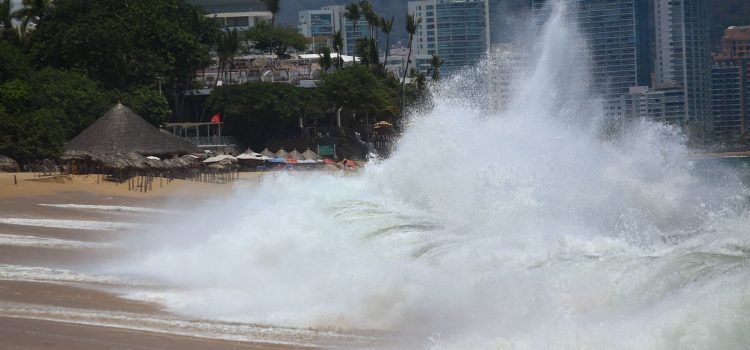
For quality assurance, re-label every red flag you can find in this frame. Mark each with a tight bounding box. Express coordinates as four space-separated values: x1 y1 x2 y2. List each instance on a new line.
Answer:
210 113 221 124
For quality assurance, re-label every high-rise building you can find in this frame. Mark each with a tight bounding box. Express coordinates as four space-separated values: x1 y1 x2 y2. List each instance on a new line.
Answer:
653 0 712 129
187 0 272 30
530 0 652 104
621 85 686 124
711 26 750 139
298 6 369 55
408 0 491 76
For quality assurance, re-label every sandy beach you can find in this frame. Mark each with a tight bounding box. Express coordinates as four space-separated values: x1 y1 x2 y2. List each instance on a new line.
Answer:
0 172 372 349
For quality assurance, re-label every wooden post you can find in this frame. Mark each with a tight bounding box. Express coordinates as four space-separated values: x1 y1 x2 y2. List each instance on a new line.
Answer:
14 175 17 185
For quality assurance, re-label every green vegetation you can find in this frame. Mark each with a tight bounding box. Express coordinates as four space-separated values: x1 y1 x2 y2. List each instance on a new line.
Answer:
246 21 307 59
206 83 325 149
25 0 217 94
0 0 429 164
1 0 202 163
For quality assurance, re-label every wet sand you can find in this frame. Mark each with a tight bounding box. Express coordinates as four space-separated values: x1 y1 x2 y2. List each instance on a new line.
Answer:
0 172 362 349
0 317 310 350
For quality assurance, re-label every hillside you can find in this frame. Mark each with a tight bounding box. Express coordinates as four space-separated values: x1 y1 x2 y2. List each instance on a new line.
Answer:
276 0 750 49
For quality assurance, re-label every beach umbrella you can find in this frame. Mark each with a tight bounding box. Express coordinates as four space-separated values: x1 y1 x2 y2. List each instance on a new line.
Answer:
203 154 236 163
268 158 288 163
275 148 289 159
260 148 276 158
288 149 303 160
302 148 320 160
323 159 336 164
287 159 299 164
236 153 270 160
373 121 393 129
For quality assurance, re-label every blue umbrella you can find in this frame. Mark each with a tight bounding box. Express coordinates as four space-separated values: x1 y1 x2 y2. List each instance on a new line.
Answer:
268 158 288 163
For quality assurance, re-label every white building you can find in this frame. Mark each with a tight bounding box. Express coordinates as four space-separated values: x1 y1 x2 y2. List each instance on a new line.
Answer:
621 85 686 125
653 0 712 128
298 5 370 55
187 0 272 30
408 0 490 76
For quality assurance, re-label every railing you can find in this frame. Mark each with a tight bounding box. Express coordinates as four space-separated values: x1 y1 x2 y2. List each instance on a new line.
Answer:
183 136 238 147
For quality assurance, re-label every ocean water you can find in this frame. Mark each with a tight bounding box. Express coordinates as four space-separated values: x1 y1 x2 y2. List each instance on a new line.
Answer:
109 2 750 349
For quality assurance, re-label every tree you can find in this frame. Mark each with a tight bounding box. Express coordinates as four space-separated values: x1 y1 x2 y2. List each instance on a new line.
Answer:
359 0 377 38
0 0 18 43
216 29 242 86
332 30 344 69
114 86 171 127
402 14 421 107
380 16 394 72
319 45 333 72
13 0 50 35
30 68 111 138
0 108 65 163
205 82 325 148
261 0 280 27
430 54 444 81
0 41 31 82
357 37 379 67
345 3 361 45
25 0 218 104
319 65 397 128
247 21 306 59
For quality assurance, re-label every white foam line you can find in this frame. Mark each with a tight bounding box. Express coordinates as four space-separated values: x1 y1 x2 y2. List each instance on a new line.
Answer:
0 218 135 231
0 302 378 349
0 265 144 286
38 204 176 214
0 234 114 249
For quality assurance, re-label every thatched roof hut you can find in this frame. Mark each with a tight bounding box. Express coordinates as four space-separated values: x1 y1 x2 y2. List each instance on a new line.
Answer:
62 104 200 171
65 103 199 157
0 155 19 172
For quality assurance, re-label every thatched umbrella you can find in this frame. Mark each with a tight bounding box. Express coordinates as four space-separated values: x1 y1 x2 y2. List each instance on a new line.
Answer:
301 148 320 161
260 148 275 158
288 149 303 160
65 103 199 158
0 155 19 172
275 148 289 159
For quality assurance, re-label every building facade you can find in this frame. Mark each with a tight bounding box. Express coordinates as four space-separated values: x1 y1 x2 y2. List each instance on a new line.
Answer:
621 85 686 124
530 0 652 105
711 26 750 139
298 6 370 55
408 0 491 76
653 0 712 129
187 0 272 30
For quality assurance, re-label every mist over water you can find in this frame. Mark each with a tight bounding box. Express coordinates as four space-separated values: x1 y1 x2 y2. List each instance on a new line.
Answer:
111 2 750 349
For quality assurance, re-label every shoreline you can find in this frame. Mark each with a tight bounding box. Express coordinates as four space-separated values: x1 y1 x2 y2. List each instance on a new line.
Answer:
0 173 371 349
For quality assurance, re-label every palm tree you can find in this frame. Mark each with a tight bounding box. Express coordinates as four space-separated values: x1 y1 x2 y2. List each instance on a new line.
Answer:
332 29 344 69
402 14 421 91
0 0 14 41
358 1 376 37
319 45 333 72
0 0 12 30
14 0 50 34
430 54 444 81
216 29 242 86
380 16 394 71
344 3 361 52
262 0 280 26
